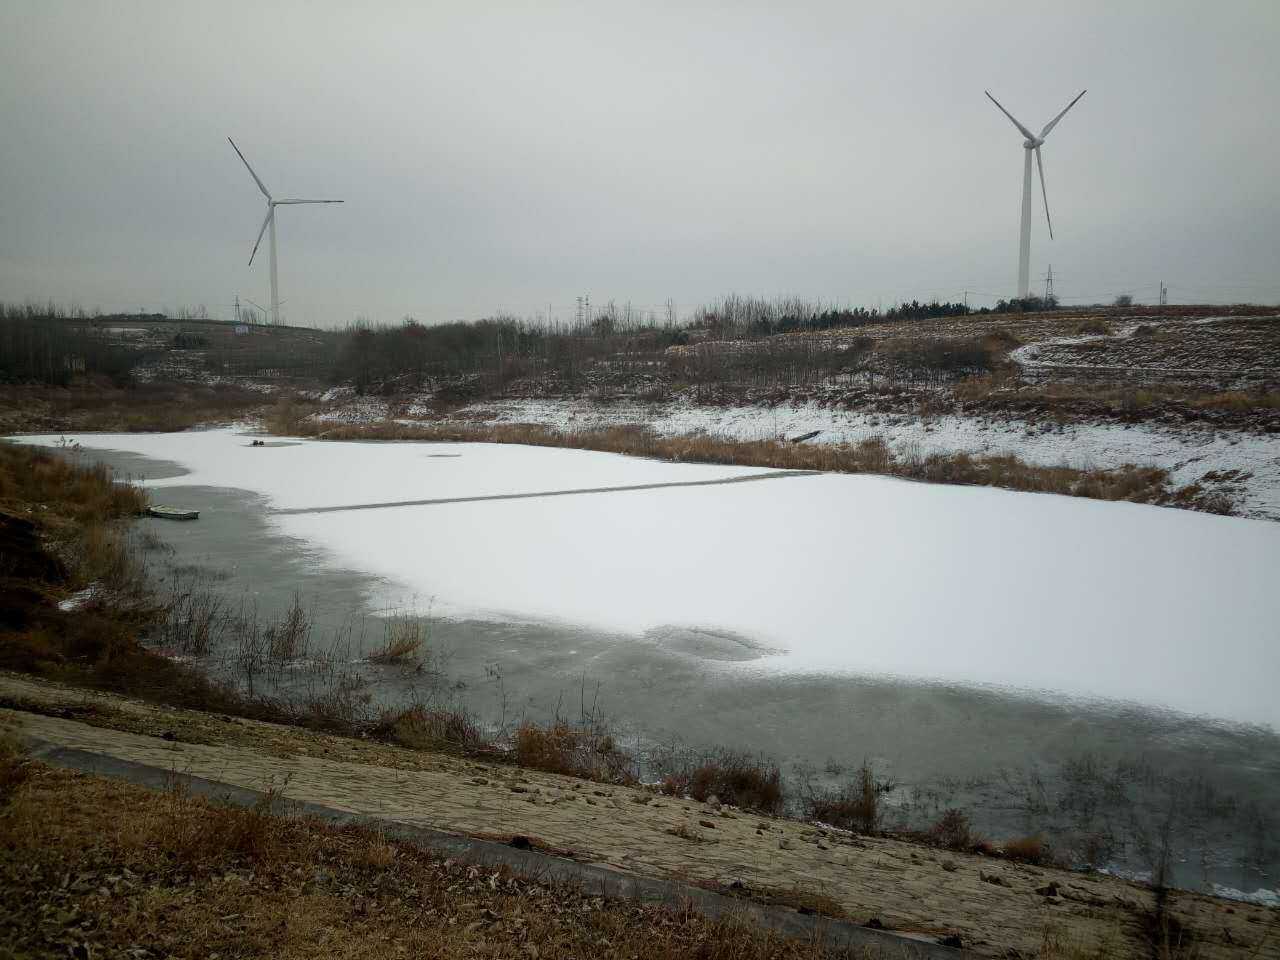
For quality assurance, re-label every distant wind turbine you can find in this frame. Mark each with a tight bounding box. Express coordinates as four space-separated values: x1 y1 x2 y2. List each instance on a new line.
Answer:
228 137 343 326
984 89 1086 300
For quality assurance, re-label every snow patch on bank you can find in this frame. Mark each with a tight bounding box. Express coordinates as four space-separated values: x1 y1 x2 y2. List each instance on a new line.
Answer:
434 398 1280 521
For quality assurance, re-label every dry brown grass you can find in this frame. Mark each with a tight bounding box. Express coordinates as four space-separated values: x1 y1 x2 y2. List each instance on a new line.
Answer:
661 753 784 815
1192 389 1280 412
512 720 635 783
372 702 490 754
1 762 855 960
0 440 302 726
366 614 426 665
1002 834 1054 866
0 730 29 804
1072 318 1113 336
0 440 148 528
0 380 271 434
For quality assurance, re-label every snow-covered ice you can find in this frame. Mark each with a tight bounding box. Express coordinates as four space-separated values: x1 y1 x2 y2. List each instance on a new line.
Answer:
14 428 1280 728
27 429 772 511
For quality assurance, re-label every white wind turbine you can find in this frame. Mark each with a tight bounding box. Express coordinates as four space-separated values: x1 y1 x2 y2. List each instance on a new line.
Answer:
229 137 343 326
984 89 1086 300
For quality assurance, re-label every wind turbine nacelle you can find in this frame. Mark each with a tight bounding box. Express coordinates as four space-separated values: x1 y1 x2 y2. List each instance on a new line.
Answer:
1023 137 1043 149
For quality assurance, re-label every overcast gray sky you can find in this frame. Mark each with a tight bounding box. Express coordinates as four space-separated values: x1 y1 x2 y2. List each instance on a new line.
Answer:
1 1 1277 327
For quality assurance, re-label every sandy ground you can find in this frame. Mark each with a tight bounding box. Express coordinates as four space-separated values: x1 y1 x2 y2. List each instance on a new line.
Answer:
3 673 1275 959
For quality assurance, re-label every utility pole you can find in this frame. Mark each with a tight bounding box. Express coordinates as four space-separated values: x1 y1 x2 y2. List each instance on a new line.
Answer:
1159 280 1168 306
1044 264 1055 304
234 295 241 325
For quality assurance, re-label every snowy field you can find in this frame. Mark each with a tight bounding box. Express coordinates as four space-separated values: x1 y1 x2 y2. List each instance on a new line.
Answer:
434 398 1280 521
15 428 1280 730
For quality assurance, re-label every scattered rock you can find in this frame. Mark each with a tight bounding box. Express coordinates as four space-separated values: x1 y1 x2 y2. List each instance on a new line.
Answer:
938 933 963 948
778 838 794 850
980 871 1005 886
1034 881 1060 898
941 859 958 872
699 819 717 830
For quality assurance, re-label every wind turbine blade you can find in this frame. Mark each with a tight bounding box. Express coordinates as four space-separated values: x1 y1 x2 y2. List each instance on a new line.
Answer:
984 90 1036 141
273 198 344 204
1035 146 1053 240
248 208 273 266
1039 89 1087 139
228 137 272 200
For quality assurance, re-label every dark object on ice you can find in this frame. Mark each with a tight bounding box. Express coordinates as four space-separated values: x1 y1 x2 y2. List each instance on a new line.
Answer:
148 506 199 521
251 439 265 447
864 918 885 929
789 430 821 443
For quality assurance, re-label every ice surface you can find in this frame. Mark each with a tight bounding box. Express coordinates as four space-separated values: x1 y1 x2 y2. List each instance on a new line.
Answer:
18 429 773 510
14 428 1280 728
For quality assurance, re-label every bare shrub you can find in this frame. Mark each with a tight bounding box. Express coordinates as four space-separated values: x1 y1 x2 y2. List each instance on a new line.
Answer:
683 753 783 815
1073 318 1112 336
807 760 895 834
878 337 998 383
929 808 975 851
298 671 370 731
265 591 310 662
153 569 227 657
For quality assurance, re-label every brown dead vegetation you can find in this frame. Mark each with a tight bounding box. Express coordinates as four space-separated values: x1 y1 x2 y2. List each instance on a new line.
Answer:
0 756 853 960
659 752 785 815
512 720 635 783
806 762 896 835
0 380 272 434
1002 834 1055 866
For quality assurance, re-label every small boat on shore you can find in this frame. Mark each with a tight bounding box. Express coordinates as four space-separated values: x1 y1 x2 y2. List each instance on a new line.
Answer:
147 505 199 521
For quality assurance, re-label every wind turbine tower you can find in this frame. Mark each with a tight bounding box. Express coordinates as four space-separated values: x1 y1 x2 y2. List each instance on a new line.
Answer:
229 138 343 326
984 90 1086 300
